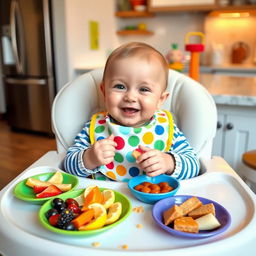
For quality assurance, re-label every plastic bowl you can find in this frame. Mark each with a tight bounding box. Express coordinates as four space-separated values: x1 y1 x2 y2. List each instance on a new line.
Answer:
128 174 180 204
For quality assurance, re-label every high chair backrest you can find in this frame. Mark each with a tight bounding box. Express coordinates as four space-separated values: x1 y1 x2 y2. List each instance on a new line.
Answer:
52 68 217 161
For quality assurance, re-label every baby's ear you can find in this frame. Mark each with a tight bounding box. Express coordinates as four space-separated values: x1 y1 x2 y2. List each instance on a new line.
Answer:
158 91 169 108
100 82 105 96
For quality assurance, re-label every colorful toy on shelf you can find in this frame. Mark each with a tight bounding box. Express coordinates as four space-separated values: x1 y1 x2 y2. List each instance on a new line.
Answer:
185 32 205 81
165 43 185 72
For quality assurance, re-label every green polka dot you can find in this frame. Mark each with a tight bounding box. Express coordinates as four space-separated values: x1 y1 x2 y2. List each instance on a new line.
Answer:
145 123 153 129
95 125 105 133
154 140 165 151
134 127 142 134
96 176 107 181
108 128 112 134
114 152 124 163
128 135 140 147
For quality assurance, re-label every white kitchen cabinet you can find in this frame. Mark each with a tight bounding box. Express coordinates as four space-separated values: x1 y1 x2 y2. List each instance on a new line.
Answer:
212 104 256 173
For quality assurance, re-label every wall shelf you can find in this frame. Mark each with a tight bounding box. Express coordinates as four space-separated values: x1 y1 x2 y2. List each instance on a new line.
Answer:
115 11 155 18
116 30 154 36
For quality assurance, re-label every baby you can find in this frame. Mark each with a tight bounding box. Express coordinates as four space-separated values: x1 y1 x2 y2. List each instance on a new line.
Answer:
64 42 200 181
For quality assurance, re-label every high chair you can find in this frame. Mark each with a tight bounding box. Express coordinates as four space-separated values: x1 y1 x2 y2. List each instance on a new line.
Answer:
0 69 255 256
52 68 217 164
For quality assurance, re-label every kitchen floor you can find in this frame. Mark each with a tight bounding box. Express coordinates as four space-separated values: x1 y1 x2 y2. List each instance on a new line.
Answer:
0 119 56 190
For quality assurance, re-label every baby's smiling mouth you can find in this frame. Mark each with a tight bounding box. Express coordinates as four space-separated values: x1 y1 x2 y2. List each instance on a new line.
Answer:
121 107 139 114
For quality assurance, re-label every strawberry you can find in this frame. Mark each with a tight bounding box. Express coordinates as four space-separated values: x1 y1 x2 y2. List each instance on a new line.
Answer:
36 185 62 198
33 186 48 194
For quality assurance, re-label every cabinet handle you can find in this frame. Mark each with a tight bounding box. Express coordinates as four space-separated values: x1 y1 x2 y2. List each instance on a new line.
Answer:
217 121 222 129
226 123 234 130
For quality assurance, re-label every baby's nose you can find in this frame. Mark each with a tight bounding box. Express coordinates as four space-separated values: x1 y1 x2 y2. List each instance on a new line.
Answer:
124 91 136 102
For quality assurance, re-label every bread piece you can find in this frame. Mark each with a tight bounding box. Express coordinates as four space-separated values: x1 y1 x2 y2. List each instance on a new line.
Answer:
132 149 142 159
132 148 146 159
179 197 202 215
188 203 215 219
195 213 221 231
174 217 199 233
163 205 183 225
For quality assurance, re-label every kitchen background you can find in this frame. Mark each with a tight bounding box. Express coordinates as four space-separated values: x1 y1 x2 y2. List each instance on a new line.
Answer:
0 0 256 189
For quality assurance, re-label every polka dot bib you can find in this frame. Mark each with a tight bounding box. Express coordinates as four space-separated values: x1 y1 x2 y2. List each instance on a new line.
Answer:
89 110 174 182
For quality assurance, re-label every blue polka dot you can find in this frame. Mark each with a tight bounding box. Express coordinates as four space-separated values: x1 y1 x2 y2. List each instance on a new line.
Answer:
97 136 105 141
119 126 131 135
126 151 136 163
155 125 164 135
129 167 140 177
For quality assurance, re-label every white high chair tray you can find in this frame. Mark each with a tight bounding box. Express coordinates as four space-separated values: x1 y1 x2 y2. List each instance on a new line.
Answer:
0 152 255 256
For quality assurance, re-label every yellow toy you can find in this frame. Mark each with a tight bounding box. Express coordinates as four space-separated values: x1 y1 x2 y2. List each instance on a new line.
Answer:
185 32 205 81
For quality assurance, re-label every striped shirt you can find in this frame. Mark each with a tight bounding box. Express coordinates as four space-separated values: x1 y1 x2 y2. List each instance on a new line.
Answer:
64 120 200 180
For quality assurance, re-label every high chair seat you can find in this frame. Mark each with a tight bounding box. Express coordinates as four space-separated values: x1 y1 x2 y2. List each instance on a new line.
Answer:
52 68 217 162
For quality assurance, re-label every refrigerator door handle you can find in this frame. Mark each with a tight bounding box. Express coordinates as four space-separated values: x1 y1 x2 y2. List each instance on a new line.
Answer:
10 0 23 74
5 78 47 85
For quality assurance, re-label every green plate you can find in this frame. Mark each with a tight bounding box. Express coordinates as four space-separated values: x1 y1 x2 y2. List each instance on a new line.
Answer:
13 172 79 204
39 188 132 236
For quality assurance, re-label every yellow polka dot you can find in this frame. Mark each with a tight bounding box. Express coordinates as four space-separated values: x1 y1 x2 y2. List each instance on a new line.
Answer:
116 165 127 176
142 132 154 144
106 171 116 180
158 117 167 123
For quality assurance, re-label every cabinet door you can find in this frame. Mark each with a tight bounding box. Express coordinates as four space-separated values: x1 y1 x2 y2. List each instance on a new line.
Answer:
223 115 256 171
212 113 225 157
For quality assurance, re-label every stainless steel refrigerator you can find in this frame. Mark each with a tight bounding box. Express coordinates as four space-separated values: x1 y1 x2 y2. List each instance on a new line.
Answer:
0 0 55 134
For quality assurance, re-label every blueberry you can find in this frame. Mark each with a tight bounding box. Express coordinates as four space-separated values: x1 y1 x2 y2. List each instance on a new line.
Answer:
62 222 77 231
51 198 66 212
45 208 58 219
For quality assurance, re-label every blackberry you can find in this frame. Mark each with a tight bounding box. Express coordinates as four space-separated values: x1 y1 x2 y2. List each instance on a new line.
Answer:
57 209 75 229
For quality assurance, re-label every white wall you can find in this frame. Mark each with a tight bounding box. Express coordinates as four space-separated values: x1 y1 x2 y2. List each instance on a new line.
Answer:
64 0 118 80
52 1 207 90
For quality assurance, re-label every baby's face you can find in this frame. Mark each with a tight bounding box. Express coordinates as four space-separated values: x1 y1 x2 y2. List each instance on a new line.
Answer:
101 56 169 127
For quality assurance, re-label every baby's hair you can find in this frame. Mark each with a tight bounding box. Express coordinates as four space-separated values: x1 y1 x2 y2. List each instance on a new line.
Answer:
102 42 169 89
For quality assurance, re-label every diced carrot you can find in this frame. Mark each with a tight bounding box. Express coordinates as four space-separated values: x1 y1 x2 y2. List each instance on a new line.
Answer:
81 186 103 211
71 209 94 228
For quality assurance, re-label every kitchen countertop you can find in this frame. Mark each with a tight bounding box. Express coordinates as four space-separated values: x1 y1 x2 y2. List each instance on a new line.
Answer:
200 74 256 107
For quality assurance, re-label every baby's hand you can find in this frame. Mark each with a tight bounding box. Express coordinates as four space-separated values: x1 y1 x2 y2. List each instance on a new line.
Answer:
136 145 175 177
84 134 117 169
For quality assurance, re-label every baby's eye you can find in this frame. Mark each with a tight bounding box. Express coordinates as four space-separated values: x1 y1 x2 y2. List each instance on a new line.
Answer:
113 84 125 90
140 87 151 92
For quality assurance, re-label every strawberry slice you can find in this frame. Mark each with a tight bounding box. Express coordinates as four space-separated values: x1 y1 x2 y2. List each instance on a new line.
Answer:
33 186 48 194
36 185 62 198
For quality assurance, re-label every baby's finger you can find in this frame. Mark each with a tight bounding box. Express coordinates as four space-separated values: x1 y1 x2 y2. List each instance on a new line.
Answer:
137 149 156 163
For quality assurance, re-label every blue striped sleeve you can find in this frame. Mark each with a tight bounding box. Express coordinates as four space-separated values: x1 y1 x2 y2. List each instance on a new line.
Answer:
167 123 200 180
63 120 99 177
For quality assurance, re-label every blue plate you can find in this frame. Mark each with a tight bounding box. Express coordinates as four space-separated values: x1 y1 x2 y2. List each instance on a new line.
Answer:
152 195 231 238
128 174 180 204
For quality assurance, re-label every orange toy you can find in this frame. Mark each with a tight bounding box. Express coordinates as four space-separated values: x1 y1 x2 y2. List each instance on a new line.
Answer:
185 32 205 81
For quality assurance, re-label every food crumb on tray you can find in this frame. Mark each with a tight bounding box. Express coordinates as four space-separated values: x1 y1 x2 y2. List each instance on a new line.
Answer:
136 224 143 229
132 206 144 213
120 244 128 250
91 242 101 247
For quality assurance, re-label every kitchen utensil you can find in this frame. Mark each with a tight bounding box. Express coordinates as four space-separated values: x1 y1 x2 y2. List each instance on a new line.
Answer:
231 41 250 64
